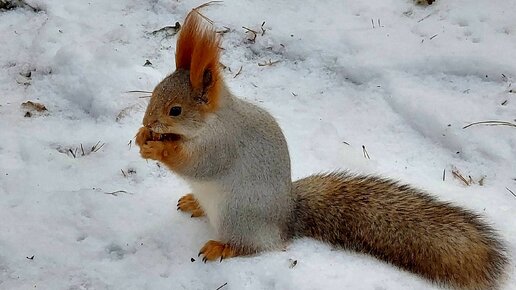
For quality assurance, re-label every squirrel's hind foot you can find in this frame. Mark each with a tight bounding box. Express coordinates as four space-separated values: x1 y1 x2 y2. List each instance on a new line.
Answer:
198 240 249 262
177 193 205 217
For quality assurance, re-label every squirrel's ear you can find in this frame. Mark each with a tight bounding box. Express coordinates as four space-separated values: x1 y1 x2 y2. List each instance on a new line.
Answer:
175 11 222 109
175 12 199 71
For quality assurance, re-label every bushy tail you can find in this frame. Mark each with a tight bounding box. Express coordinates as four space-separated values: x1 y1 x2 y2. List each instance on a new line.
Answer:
291 172 508 290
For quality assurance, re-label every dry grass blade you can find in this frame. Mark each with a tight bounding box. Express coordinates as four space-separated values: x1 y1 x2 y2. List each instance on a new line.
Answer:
192 1 223 25
234 66 243 78
258 59 280 66
463 120 516 129
362 145 370 159
242 26 257 42
193 0 223 10
126 90 152 93
506 187 516 198
105 190 129 196
452 169 470 186
91 141 105 152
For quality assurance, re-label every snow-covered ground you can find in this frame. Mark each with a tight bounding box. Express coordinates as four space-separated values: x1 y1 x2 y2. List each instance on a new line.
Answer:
1 0 515 289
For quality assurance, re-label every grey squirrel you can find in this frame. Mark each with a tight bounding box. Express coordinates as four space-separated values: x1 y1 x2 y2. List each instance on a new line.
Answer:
135 10 508 290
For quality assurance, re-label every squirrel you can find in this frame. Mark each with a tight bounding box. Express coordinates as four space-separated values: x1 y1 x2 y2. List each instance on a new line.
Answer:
135 11 508 290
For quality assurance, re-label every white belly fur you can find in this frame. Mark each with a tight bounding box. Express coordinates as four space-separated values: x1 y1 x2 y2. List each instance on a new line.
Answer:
187 179 226 232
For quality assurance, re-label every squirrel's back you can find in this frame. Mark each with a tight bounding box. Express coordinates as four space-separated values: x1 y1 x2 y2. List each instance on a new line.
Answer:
291 172 508 290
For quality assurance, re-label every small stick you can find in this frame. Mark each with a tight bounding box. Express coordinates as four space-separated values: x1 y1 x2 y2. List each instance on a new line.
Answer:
442 169 446 181
215 283 228 290
463 120 516 129
429 34 438 40
121 169 127 178
105 190 129 196
69 148 76 159
126 90 152 93
452 169 470 186
192 1 223 25
92 141 105 152
258 59 280 66
506 187 516 198
260 21 266 36
417 13 433 23
242 26 257 42
371 19 375 28
234 66 243 78
128 140 132 150
80 144 85 156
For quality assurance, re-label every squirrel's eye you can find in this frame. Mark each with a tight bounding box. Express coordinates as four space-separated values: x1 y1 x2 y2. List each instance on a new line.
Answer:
169 106 182 116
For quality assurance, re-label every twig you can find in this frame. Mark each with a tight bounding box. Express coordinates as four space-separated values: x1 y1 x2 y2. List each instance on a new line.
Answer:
126 90 152 93
121 169 127 178
452 169 470 186
260 21 266 36
91 141 105 152
429 34 438 40
80 144 85 156
215 282 228 290
417 13 433 23
242 26 257 42
68 148 76 158
463 120 516 129
442 169 446 181
193 0 222 11
258 59 280 66
105 190 129 196
128 140 132 150
191 1 223 25
506 187 516 198
233 66 243 78
362 145 370 159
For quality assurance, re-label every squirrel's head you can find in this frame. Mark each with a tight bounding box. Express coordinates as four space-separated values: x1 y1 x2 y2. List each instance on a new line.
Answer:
143 11 222 139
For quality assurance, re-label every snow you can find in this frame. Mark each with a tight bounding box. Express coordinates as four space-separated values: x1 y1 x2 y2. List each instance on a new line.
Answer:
0 0 515 289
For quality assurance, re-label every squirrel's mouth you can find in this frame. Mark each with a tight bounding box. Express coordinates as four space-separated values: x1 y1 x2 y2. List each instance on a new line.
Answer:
151 132 181 142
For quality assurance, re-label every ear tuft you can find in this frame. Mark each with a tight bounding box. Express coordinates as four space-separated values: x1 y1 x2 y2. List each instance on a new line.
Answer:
175 11 221 105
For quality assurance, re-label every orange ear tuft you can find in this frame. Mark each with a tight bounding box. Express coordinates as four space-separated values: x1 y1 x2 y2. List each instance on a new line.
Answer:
175 12 200 71
175 11 222 109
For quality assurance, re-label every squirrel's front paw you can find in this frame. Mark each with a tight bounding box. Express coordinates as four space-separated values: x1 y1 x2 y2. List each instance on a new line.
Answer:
135 127 152 147
177 194 205 217
140 141 168 161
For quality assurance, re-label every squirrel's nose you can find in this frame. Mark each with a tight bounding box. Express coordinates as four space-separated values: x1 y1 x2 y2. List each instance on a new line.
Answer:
143 119 159 129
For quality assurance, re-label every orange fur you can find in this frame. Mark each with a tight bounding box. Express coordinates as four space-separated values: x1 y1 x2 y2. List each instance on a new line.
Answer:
136 127 191 171
177 193 205 217
175 11 222 113
198 240 242 262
